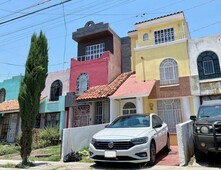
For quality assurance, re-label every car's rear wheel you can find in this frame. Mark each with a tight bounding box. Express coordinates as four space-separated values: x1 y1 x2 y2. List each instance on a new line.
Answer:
148 141 156 166
164 134 170 152
194 147 206 162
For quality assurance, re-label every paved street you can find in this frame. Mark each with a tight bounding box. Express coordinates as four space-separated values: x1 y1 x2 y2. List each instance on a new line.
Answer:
0 159 220 170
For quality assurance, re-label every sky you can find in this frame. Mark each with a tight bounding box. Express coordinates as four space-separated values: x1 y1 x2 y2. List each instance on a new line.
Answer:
0 0 221 82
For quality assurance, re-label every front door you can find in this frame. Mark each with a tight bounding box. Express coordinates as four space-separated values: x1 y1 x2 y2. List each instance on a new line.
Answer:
7 114 18 143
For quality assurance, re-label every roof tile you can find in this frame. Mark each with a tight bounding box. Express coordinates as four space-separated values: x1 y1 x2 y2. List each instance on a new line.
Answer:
0 96 47 112
77 72 132 101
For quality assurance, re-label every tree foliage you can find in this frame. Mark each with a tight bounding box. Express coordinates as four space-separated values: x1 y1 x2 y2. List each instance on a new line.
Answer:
18 31 48 165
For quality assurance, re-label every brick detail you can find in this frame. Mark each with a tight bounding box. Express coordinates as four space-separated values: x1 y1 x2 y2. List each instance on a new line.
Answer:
149 77 191 99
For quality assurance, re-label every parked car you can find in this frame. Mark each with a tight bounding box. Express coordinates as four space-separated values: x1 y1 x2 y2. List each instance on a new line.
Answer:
190 100 221 162
89 114 170 165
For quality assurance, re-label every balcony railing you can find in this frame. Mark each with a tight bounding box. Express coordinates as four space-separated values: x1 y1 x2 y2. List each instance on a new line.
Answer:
77 52 104 62
136 31 188 48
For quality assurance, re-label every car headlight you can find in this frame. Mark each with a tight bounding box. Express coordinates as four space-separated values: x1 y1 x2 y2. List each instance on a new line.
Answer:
91 138 96 145
131 137 148 145
200 126 209 134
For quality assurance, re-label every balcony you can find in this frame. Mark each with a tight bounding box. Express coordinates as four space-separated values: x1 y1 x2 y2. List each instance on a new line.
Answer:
77 52 104 62
135 31 188 48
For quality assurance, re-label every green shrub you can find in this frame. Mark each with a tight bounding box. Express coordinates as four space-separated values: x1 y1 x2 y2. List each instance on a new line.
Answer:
32 126 60 149
0 145 20 155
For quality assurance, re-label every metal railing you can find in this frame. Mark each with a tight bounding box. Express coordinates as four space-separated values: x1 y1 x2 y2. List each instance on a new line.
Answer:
77 52 104 62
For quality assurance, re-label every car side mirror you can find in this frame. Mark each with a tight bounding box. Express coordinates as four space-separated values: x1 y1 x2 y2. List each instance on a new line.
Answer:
153 123 162 128
105 124 109 128
190 115 196 121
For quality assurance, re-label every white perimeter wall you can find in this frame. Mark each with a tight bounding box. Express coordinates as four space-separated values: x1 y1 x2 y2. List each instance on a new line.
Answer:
61 124 107 160
176 120 194 166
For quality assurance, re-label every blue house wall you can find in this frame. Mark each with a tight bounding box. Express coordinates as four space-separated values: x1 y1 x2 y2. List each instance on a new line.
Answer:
0 76 23 100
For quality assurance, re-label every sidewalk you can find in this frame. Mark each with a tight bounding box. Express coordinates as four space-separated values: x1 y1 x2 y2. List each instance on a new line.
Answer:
0 159 220 170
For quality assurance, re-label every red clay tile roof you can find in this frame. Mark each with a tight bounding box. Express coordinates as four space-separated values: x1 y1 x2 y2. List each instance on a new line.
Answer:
0 100 19 112
128 11 183 33
135 11 183 25
0 96 47 113
77 72 132 101
110 74 156 99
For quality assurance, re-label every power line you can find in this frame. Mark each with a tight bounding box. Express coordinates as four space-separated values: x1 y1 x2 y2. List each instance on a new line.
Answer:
0 0 11 6
0 0 52 21
0 0 71 25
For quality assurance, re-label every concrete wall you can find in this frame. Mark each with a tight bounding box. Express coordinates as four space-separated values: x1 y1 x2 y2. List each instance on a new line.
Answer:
41 69 70 97
176 120 194 166
61 124 107 160
108 34 121 83
39 96 65 113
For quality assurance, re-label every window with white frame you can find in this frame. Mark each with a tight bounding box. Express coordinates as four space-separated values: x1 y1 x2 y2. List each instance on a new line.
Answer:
85 43 105 60
160 58 179 85
157 99 182 133
143 33 148 41
122 102 136 115
76 73 89 95
154 28 174 44
197 51 221 80
203 60 215 75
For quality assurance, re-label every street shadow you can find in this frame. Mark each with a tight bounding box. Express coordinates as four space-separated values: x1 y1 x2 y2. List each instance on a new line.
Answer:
33 162 48 166
197 152 221 168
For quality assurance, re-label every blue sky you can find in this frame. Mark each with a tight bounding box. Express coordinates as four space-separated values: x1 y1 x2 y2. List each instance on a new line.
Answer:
0 0 220 82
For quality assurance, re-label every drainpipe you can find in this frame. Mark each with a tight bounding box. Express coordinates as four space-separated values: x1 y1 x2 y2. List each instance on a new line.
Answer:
141 56 146 82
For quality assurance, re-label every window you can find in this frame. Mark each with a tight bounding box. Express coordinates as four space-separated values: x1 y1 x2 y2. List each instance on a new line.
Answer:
203 60 214 75
0 88 6 103
76 73 89 95
45 113 60 127
80 43 105 61
143 33 148 41
157 99 182 133
50 80 62 101
197 51 221 80
154 28 174 44
123 102 136 115
160 58 179 85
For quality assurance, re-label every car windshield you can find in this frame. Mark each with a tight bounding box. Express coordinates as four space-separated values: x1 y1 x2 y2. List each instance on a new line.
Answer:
108 115 150 128
198 105 221 118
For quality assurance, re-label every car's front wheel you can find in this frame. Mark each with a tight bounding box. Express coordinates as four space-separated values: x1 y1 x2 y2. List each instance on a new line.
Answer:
148 141 156 166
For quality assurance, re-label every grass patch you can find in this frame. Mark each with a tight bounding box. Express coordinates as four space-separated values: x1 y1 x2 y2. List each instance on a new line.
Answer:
79 147 93 163
188 155 195 165
29 145 61 161
0 163 16 168
0 144 20 156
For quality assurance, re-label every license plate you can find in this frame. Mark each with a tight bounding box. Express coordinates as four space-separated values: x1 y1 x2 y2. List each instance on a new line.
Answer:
104 151 116 158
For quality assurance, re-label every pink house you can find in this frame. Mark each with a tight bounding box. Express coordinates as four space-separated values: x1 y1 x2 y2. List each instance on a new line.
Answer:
66 21 130 127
